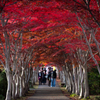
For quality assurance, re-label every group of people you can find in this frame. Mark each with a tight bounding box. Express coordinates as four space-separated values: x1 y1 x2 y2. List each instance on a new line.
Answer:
38 67 57 87
38 68 46 85
48 67 57 87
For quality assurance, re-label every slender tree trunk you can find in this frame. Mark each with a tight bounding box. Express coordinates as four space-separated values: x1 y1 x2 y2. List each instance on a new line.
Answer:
19 68 24 97
22 72 25 96
12 76 16 99
5 71 12 100
77 72 80 95
64 70 67 87
32 69 35 85
79 65 84 99
69 71 75 93
15 74 20 98
65 70 71 92
83 66 89 98
91 30 100 56
73 64 78 95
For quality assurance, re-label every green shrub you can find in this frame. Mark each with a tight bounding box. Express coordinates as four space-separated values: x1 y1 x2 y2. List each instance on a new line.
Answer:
88 68 100 95
0 95 5 100
94 96 100 100
29 80 33 88
0 70 7 99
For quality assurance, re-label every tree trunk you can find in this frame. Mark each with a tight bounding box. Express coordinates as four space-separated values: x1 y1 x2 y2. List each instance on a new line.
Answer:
79 65 84 99
31 69 35 85
65 70 71 92
73 64 78 95
69 71 75 93
83 66 89 98
19 68 25 97
5 71 12 100
77 67 80 95
15 74 20 98
19 76 23 97
22 75 25 96
12 77 16 99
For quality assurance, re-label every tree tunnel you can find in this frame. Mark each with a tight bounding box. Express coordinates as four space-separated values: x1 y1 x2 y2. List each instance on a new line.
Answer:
0 0 100 100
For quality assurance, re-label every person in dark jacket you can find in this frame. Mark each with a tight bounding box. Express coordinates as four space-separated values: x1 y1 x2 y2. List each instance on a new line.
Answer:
41 68 46 85
43 68 46 84
38 70 42 85
48 67 51 86
53 69 57 87
50 68 53 87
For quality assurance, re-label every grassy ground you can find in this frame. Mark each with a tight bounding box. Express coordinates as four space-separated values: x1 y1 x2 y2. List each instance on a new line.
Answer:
16 82 39 100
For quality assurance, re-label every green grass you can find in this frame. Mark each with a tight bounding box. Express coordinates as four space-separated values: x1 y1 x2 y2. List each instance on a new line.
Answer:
70 93 77 97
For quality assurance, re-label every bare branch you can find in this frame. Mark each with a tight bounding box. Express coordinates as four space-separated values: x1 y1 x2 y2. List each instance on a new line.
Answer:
76 12 100 74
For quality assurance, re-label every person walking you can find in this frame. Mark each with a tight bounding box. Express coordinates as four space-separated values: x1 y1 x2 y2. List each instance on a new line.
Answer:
53 69 57 87
43 68 46 85
38 70 42 85
48 67 51 86
41 68 46 85
50 68 53 87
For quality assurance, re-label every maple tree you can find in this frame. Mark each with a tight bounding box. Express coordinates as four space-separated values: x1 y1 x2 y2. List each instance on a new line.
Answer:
55 0 100 74
36 26 90 97
0 0 100 100
56 0 100 27
0 1 39 99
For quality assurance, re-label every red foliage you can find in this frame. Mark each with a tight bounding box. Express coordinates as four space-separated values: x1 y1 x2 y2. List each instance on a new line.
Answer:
0 0 100 69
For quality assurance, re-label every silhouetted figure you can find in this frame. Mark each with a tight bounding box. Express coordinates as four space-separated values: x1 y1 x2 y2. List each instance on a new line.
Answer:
38 70 42 85
48 67 51 86
53 69 57 87
51 68 53 87
41 68 46 85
